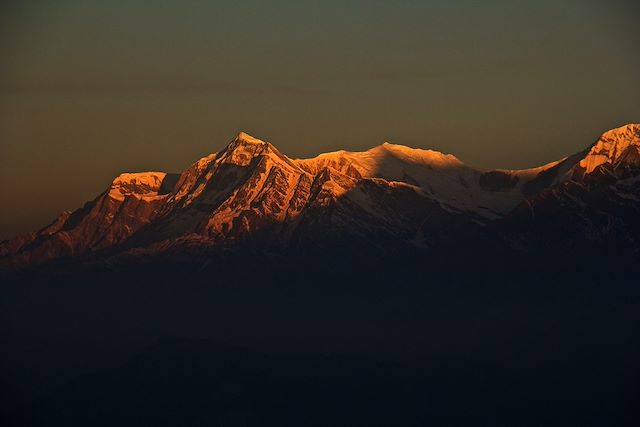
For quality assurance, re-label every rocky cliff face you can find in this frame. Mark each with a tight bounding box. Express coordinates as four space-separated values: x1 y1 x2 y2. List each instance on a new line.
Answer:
2 124 639 270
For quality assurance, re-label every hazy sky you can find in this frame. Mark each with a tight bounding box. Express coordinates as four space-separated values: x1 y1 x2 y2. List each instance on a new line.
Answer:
1 0 639 239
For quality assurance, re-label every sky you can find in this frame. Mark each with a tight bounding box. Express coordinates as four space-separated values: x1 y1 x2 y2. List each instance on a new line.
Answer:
0 0 639 239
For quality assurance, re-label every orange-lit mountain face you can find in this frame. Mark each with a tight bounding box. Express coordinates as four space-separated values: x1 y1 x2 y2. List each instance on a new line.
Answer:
2 124 640 270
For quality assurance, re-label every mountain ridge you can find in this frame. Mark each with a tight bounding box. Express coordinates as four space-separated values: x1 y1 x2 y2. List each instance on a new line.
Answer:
2 123 639 270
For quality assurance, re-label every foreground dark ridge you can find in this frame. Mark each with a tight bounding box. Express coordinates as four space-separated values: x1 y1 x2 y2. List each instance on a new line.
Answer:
1 123 639 270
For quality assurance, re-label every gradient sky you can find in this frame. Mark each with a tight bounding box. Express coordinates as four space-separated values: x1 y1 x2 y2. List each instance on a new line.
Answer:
1 0 639 239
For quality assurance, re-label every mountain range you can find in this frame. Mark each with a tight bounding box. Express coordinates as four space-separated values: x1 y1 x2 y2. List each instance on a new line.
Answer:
2 123 640 271
3 124 640 426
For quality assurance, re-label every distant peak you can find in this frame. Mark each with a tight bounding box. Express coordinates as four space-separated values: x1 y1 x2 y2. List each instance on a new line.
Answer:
235 131 265 145
112 172 167 186
600 123 640 139
219 131 293 167
579 123 640 173
108 172 168 201
374 141 463 166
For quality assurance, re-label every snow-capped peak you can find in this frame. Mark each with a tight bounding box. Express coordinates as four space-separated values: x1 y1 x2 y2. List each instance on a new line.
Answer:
108 172 168 201
374 141 464 168
580 124 640 173
219 132 273 166
235 131 266 145
111 172 167 187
